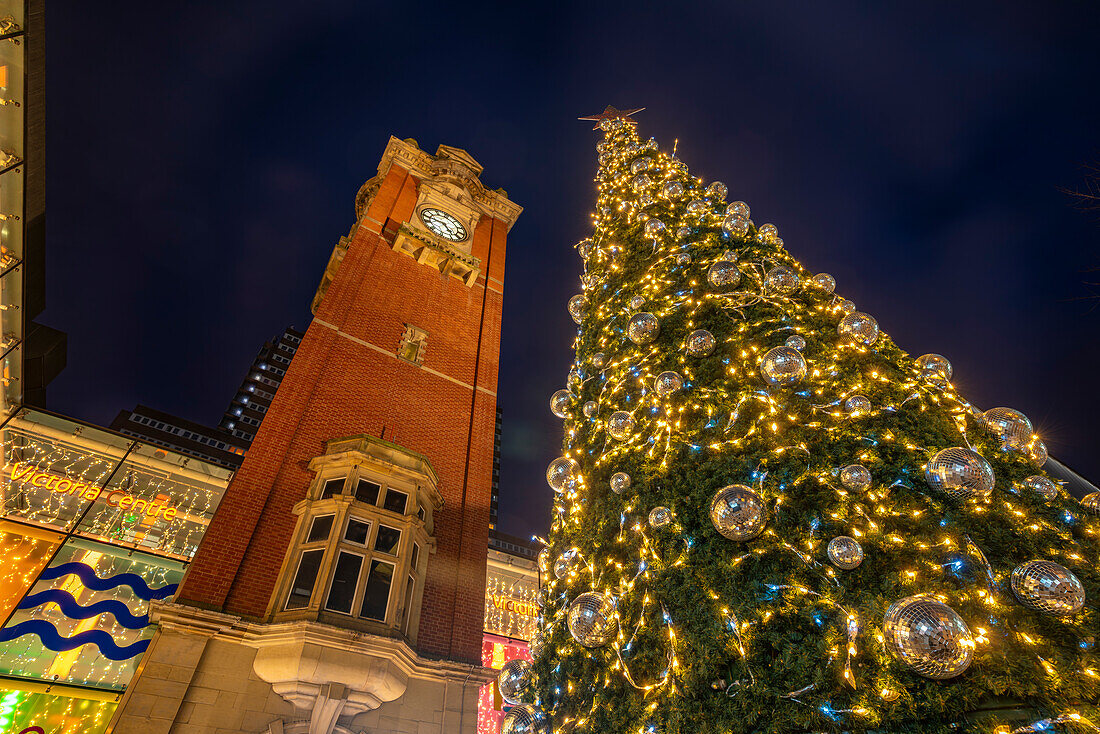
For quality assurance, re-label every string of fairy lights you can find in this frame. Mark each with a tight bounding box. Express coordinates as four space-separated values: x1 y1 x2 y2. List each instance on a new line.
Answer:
495 117 1100 734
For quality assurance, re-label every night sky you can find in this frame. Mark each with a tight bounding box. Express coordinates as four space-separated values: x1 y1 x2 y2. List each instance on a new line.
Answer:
42 2 1100 541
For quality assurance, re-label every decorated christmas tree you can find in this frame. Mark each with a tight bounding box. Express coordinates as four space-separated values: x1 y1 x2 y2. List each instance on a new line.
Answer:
497 109 1100 734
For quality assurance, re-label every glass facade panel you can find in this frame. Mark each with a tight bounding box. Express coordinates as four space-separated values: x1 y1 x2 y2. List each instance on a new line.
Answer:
324 551 362 614
0 523 59 622
285 549 324 610
0 690 118 734
359 560 393 621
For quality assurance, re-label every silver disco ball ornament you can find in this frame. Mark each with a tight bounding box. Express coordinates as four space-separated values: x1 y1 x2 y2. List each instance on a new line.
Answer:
708 260 741 288
610 471 631 494
567 294 586 324
607 411 636 440
687 329 716 357
722 214 750 236
550 389 572 418
706 181 728 199
644 219 667 239
501 704 548 734
654 371 684 396
1081 492 1100 513
982 407 1033 450
916 353 952 381
834 298 857 315
675 253 692 264
627 312 660 345
763 265 800 296
649 506 673 528
567 592 618 648
1022 475 1057 500
883 596 974 679
685 199 708 216
784 334 806 350
628 295 646 310
578 239 593 259
631 157 652 174
760 346 807 387
840 464 872 491
925 448 995 500
582 401 598 418
661 180 685 200
497 658 532 705
546 456 579 493
845 395 871 415
709 485 766 541
827 536 864 570
591 352 608 369
553 549 580 579
838 312 879 345
727 201 750 219
1027 438 1048 467
675 225 692 240
1011 560 1085 616
811 273 836 292
757 223 779 243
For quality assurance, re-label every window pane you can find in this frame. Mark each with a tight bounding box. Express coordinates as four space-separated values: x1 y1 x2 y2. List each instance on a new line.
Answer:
325 551 363 614
375 525 401 555
307 515 334 543
321 477 345 499
344 518 370 545
401 574 416 636
286 549 324 609
355 479 380 504
383 489 408 514
360 561 394 621
411 542 420 570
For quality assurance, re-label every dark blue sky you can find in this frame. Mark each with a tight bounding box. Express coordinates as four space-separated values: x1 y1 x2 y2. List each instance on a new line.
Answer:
43 2 1100 540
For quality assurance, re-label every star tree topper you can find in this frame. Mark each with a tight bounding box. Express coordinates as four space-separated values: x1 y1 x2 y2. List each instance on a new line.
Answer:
578 105 645 130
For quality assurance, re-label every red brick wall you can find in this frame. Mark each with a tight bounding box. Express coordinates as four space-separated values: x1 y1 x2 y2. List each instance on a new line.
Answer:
178 161 507 664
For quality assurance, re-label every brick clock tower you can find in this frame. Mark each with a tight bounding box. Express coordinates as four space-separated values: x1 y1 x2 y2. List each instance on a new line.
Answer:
110 138 521 734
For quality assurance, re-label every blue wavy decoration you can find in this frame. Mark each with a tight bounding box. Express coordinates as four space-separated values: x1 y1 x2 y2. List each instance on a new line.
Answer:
17 589 149 629
0 620 150 660
39 562 177 601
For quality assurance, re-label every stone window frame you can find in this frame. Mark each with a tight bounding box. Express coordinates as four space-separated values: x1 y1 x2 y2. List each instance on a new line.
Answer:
397 324 428 366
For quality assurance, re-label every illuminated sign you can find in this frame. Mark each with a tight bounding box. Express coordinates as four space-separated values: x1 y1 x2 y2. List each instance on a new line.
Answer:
489 594 537 618
8 465 181 522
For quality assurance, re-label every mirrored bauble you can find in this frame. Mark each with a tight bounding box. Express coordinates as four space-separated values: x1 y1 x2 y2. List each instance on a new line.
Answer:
883 596 973 679
686 329 716 357
550 389 572 418
567 592 618 648
785 334 806 350
639 193 657 208
644 219 667 239
631 157 652 174
583 401 598 418
675 225 692 240
837 312 879 345
501 704 548 734
1011 560 1085 616
685 199 708 216
610 471 631 494
649 506 673 528
654 371 684 396
718 249 737 262
1080 492 1100 513
722 214 750 236
631 174 652 191
705 181 728 200
628 295 646 311
811 273 836 293
916 353 952 381
708 260 741 288
645 137 658 150
497 659 532 705
627 312 660 344
1027 438 1048 467
827 536 864 570
709 485 766 541
757 223 779 243
607 411 636 440
546 456 579 492
833 298 856 315
661 180 685 199
925 447 995 499
553 549 580 579
597 153 611 167
1022 475 1057 500
675 253 692 264
567 294 586 324
763 265 800 296
845 395 871 415
760 346 807 387
726 201 750 219
840 464 872 491
578 239 593 259
567 365 583 385
624 142 639 155
591 352 608 369
982 407 1032 450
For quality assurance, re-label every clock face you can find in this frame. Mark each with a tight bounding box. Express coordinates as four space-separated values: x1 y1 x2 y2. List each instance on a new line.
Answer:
420 208 468 242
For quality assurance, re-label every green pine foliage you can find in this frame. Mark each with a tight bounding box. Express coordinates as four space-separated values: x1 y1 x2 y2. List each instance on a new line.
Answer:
527 118 1100 734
